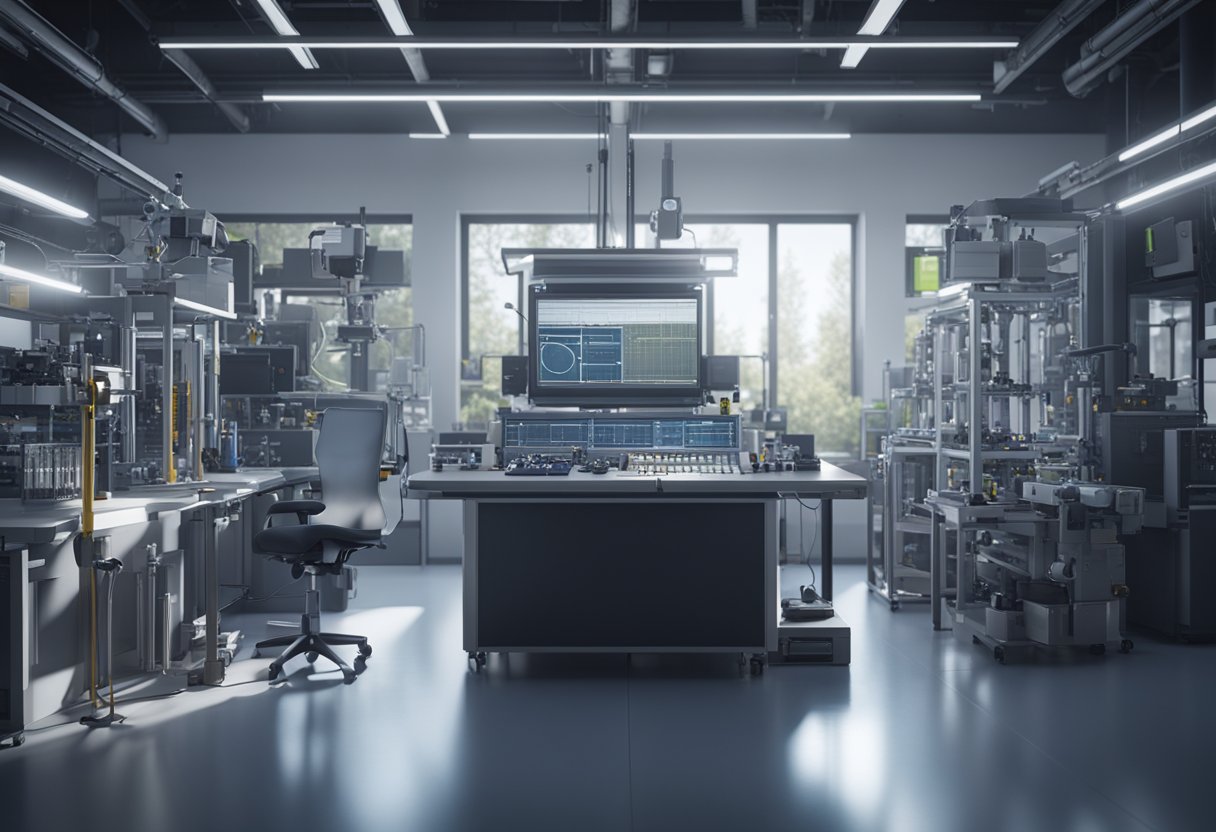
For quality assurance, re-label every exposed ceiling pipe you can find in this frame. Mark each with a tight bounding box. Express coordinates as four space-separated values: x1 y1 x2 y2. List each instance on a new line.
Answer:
993 0 1107 94
1063 0 1200 96
606 0 636 125
162 50 251 133
117 0 249 132
0 22 27 57
0 82 182 208
0 0 167 141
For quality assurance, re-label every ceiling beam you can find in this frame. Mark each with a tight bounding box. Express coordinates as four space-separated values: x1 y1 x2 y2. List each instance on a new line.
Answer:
371 0 450 134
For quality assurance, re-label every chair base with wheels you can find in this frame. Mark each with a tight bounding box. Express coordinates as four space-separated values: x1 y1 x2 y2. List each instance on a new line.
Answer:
252 407 390 686
254 566 373 684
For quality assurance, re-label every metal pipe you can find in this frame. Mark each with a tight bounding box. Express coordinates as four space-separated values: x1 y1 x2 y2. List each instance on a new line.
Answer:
0 82 181 206
1063 0 1200 96
626 136 635 248
119 325 136 462
993 0 1107 94
0 0 166 140
162 49 250 133
162 306 174 483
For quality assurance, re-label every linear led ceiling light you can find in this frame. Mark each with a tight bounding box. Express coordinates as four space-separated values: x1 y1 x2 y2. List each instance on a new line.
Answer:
253 0 318 69
0 173 90 219
0 262 84 294
1116 159 1216 211
407 132 448 139
842 0 907 69
468 133 603 140
159 36 1016 52
631 132 850 140
267 91 980 104
1119 101 1216 163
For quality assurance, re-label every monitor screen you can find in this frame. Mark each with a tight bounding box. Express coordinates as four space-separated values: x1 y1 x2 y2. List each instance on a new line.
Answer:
529 290 703 405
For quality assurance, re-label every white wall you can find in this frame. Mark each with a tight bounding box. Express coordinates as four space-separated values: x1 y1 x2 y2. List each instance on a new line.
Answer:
122 132 1104 429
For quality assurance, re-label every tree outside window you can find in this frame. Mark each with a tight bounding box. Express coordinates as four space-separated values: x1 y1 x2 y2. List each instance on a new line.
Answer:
462 221 595 428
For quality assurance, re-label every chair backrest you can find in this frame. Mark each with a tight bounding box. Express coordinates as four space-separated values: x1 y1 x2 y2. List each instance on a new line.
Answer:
314 407 387 531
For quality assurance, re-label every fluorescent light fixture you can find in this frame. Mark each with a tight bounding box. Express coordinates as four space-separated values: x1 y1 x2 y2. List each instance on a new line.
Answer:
1181 104 1216 133
0 173 89 219
1119 125 1181 162
374 0 413 35
843 0 907 69
173 295 237 319
266 91 980 104
631 132 850 140
468 133 604 140
160 37 1016 52
0 262 84 294
1116 159 1216 211
408 132 448 139
254 0 318 69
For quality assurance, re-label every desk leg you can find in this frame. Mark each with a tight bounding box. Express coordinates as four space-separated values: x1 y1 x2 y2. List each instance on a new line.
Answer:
930 512 943 631
203 506 228 686
821 499 833 602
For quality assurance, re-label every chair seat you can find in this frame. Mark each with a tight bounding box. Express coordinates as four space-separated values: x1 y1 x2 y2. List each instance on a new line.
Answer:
254 524 382 558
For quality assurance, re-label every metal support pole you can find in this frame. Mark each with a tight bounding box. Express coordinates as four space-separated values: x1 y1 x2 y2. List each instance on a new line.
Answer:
821 498 834 601
968 295 983 496
162 302 175 483
203 503 229 685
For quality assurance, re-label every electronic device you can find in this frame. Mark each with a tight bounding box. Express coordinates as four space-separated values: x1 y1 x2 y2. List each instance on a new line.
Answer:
781 585 834 621
504 454 573 476
219 353 274 395
430 443 495 472
501 355 528 396
260 321 314 377
704 355 740 390
227 346 297 393
501 413 739 463
1164 427 1216 510
528 288 703 407
623 452 739 476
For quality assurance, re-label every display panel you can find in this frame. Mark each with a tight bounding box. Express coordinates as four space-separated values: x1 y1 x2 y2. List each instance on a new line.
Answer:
503 414 739 452
529 289 704 405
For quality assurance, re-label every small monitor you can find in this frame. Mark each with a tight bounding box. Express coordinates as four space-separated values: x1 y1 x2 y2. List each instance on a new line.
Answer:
529 288 703 406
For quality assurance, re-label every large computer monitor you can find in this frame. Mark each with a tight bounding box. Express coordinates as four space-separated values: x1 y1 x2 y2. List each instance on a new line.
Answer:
528 288 703 406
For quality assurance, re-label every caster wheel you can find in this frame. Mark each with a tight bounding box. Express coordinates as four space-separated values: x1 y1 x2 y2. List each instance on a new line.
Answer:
12 733 24 747
749 656 765 677
1120 639 1134 654
993 646 1007 665
1089 644 1106 657
342 670 357 685
354 656 367 674
476 652 487 668
468 652 486 672
890 601 901 612
358 643 373 658
305 651 319 663
268 664 281 682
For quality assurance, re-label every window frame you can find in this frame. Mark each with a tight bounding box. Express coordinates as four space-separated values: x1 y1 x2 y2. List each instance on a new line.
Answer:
458 212 860 406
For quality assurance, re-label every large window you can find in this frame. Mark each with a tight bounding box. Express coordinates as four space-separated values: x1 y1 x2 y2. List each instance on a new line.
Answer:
460 215 858 454
226 217 412 391
461 219 595 427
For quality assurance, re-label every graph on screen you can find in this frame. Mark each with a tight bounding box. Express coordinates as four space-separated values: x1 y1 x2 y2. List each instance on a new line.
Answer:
534 297 699 387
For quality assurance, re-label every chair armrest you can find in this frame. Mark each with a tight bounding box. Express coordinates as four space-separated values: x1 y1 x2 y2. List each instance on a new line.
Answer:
267 500 326 527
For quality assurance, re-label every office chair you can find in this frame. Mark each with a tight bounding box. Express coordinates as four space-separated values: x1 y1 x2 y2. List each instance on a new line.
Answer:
253 407 388 684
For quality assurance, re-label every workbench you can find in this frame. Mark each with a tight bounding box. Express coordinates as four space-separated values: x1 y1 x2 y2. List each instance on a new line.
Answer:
408 463 866 670
0 467 317 747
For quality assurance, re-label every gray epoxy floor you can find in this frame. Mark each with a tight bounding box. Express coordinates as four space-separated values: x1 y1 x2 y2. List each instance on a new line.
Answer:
2 564 1212 832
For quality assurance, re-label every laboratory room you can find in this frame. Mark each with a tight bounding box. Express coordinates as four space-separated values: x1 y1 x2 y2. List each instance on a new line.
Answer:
0 0 1213 830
